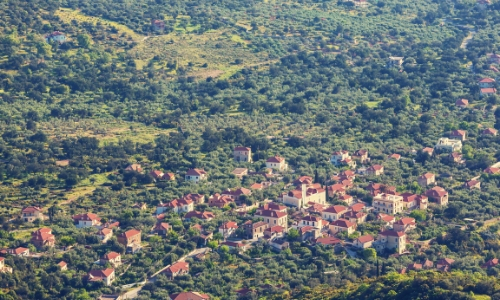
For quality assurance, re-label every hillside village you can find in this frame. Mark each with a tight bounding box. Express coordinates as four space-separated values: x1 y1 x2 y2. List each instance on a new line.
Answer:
3 134 500 299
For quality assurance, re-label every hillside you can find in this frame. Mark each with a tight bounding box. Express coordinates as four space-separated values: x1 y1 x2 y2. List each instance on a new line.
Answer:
2 0 500 299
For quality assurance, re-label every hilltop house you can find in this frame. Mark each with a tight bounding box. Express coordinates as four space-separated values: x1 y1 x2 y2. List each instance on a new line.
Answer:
483 128 498 136
221 187 252 203
479 77 496 88
353 235 374 249
233 146 252 162
232 168 248 179
449 152 463 163
101 252 121 267
151 19 165 31
418 173 435 187
481 88 497 97
435 138 462 153
338 194 354 205
21 206 44 223
150 170 164 181
45 31 66 43
255 210 288 230
10 247 30 256
163 172 176 181
183 193 205 204
388 56 404 67
257 202 287 213
465 180 481 190
484 167 500 175
393 217 416 232
352 149 370 164
343 210 367 224
299 215 325 230
455 99 469 108
425 186 449 206
125 164 142 172
157 198 194 214
374 230 406 254
366 165 384 176
330 151 356 167
0 258 12 274
329 219 356 235
117 229 141 247
373 193 404 215
185 169 207 183
208 194 233 208
219 221 238 239
322 205 348 221
436 258 454 272
487 53 500 64
266 156 288 171
87 268 115 286
450 130 467 141
184 211 215 221
422 147 434 156
244 221 269 239
153 222 170 235
73 213 102 228
400 193 428 210
31 228 55 248
163 262 189 279
283 183 326 208
97 228 113 243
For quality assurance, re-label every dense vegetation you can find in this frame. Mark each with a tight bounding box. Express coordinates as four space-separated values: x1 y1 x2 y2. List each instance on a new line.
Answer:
2 0 500 298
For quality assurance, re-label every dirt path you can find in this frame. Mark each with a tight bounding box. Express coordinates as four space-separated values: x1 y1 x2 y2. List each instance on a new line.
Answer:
460 30 476 49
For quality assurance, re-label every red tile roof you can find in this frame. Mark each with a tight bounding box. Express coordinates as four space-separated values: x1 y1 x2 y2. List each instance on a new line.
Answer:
102 252 120 260
451 129 466 136
479 77 495 83
483 128 498 135
330 219 355 228
315 237 341 245
481 88 497 94
436 258 455 266
186 168 207 176
13 247 29 255
380 230 405 237
324 205 348 214
355 235 374 243
98 228 112 235
265 226 284 233
266 155 285 163
22 206 41 213
166 261 189 274
88 268 114 278
395 217 416 225
119 229 141 238
234 146 251 151
73 213 101 222
350 203 365 212
302 215 322 222
455 99 469 106
482 258 499 268
219 221 238 229
485 167 500 174
419 172 435 179
426 186 448 197
258 210 287 218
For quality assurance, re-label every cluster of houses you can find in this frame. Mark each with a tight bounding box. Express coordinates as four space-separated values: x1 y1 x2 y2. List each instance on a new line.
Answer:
2 209 143 286
5 141 485 297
